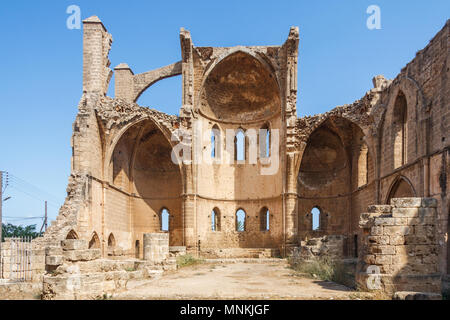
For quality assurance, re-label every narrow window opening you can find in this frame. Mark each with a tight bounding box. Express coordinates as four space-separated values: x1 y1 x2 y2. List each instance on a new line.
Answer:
393 91 408 169
160 208 170 232
235 129 245 161
236 209 246 232
108 233 116 248
311 207 321 231
135 240 140 259
260 207 270 231
211 125 221 159
211 208 221 232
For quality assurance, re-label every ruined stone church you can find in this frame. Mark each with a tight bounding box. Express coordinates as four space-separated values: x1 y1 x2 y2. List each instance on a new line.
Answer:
38 16 449 280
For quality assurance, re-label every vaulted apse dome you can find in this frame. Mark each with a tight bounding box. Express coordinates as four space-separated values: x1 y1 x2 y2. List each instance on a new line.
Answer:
298 126 348 189
199 51 280 122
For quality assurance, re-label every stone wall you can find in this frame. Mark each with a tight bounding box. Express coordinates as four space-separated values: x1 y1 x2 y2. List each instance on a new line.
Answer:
357 198 441 294
41 238 176 300
297 235 346 260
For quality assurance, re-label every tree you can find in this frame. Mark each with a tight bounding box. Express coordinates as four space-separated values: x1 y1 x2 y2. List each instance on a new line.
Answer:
1 223 40 241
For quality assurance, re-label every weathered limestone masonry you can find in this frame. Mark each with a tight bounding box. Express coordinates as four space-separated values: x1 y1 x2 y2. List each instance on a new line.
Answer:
12 15 446 299
143 233 169 262
42 238 175 300
357 198 441 295
297 235 345 260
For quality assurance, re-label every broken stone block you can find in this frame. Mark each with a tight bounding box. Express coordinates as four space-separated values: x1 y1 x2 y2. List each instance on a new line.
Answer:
390 198 422 208
46 255 63 266
45 246 63 256
63 249 101 262
367 205 392 214
61 239 88 251
383 226 411 236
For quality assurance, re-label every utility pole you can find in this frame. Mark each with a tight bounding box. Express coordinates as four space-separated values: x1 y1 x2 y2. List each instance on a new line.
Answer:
0 171 3 264
45 201 48 232
40 201 48 235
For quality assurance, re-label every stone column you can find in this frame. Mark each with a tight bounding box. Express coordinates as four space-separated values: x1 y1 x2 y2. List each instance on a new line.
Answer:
82 16 113 95
114 63 134 101
143 233 169 262
285 153 298 247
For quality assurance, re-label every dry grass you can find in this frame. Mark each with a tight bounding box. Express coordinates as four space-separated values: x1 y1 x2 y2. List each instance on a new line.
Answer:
288 255 355 288
176 254 205 268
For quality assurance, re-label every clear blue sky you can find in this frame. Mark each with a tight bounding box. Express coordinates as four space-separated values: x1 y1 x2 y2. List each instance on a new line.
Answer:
0 0 448 228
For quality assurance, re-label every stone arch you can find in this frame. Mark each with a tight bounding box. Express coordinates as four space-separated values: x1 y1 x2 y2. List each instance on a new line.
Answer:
88 232 101 249
298 116 368 238
386 175 416 204
66 229 79 240
197 50 281 123
104 114 180 184
107 233 116 248
132 61 182 103
378 77 426 175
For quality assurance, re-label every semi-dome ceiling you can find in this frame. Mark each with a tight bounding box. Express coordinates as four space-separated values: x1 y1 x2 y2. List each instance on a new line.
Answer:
199 51 280 122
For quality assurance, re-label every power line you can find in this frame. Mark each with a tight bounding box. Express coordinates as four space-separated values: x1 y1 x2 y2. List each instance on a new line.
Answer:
7 180 61 208
8 174 62 205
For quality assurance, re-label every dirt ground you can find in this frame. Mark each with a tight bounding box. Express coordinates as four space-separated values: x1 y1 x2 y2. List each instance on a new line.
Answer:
114 260 361 300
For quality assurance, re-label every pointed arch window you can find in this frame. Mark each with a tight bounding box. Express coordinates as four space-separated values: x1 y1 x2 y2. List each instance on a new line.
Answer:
211 208 221 232
393 91 408 169
235 128 246 161
160 208 170 232
311 207 321 231
89 232 101 249
107 233 116 248
236 209 246 232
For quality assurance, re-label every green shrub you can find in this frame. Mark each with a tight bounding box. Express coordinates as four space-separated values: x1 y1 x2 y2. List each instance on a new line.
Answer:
176 254 204 268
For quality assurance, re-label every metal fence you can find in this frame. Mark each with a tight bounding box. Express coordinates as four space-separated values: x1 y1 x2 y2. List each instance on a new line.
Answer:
0 237 33 282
